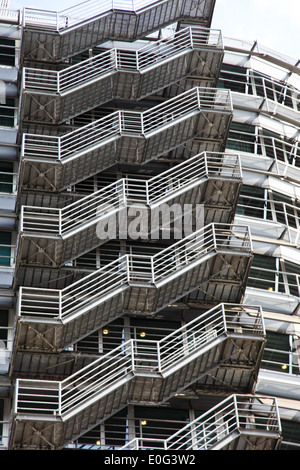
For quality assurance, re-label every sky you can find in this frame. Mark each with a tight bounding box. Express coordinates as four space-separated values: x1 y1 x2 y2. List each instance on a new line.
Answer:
8 0 300 61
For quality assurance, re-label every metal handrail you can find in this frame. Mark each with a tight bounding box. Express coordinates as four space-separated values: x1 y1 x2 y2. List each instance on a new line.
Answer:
248 266 300 297
18 223 252 321
20 152 241 235
121 394 281 450
22 1 192 31
220 69 300 114
14 305 264 419
21 87 232 162
261 347 300 375
23 27 223 94
237 196 300 227
223 36 298 73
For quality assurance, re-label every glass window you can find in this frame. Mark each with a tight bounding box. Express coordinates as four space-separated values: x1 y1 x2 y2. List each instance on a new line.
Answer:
248 255 277 291
0 97 15 127
271 192 298 228
0 232 11 266
262 331 290 373
259 128 299 165
0 39 15 66
280 420 300 449
0 310 8 348
0 162 14 193
130 318 180 342
105 408 128 448
283 261 300 297
218 65 248 93
236 185 266 218
134 406 189 447
0 399 3 445
226 122 256 153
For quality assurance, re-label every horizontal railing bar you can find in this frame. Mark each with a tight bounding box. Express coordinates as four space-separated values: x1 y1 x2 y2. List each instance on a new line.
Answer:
21 152 241 235
15 305 265 420
18 224 252 321
23 26 222 93
22 1 199 30
22 87 232 162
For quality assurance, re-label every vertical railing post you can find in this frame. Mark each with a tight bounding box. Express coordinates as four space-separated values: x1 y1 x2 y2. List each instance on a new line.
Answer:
22 68 26 91
58 290 63 321
189 26 193 49
114 48 119 70
131 339 135 373
262 77 269 111
122 178 127 205
118 110 123 134
14 379 19 413
203 151 208 177
233 395 239 429
237 154 242 179
57 136 61 161
274 398 281 434
150 257 155 284
21 133 26 159
221 304 227 334
157 341 161 373
126 255 131 283
22 7 26 27
196 86 201 110
20 206 24 232
57 70 60 94
58 208 62 236
247 225 253 253
140 112 144 135
58 382 62 416
145 179 150 205
212 223 217 250
17 287 22 318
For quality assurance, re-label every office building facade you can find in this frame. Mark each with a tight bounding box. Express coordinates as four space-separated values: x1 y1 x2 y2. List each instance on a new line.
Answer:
0 0 298 450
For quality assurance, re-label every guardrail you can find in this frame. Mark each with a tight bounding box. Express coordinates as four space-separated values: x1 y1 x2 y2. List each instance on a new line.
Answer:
219 68 300 114
21 87 232 162
23 26 223 94
18 223 252 321
237 195 300 231
226 130 300 175
21 1 193 31
121 394 281 450
20 152 241 236
248 266 300 298
261 346 300 376
14 305 264 419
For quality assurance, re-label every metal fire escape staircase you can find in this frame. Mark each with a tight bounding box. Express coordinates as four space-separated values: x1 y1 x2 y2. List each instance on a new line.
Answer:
10 303 266 450
122 394 282 451
20 26 224 125
13 223 253 354
17 152 242 268
20 0 216 63
19 86 233 192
